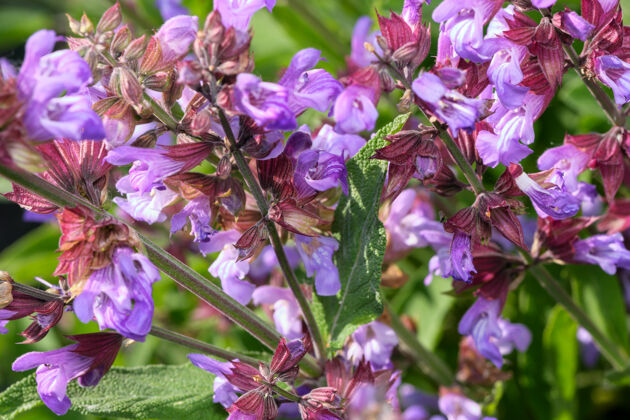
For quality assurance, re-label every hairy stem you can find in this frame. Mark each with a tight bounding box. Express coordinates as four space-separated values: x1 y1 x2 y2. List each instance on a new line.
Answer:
0 164 322 377
149 326 261 366
144 93 178 131
217 109 328 365
528 264 628 371
384 301 455 386
271 384 302 403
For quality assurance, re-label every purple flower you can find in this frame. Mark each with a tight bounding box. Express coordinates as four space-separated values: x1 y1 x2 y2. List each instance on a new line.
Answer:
247 245 300 283
412 71 486 134
594 55 630 105
16 30 104 141
311 124 366 160
458 297 503 367
438 393 482 420
294 149 348 195
156 15 198 62
577 327 599 368
402 0 430 27
209 244 255 305
432 0 500 63
278 48 343 115
333 85 378 134
0 320 8 334
513 170 580 219
537 144 590 192
233 73 296 131
476 93 545 167
214 0 276 32
346 321 398 369
532 0 557 7
295 234 340 296
449 232 476 283
573 233 630 274
350 17 381 68
73 247 160 342
188 354 239 407
156 0 189 20
494 319 532 356
252 286 302 338
12 333 122 415
487 45 528 109
171 197 213 243
574 182 603 216
560 10 595 41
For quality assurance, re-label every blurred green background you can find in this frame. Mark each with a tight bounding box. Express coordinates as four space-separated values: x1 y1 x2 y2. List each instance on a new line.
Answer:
1 0 630 419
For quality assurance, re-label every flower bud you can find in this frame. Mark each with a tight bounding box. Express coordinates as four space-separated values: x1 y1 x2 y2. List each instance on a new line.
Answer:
97 2 122 33
143 72 170 91
139 36 163 74
110 25 132 55
111 67 143 108
66 14 81 35
80 12 94 35
123 35 147 61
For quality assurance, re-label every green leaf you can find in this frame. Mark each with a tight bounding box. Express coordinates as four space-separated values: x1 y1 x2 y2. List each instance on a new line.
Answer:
569 266 630 354
316 113 410 349
543 305 578 420
0 364 224 419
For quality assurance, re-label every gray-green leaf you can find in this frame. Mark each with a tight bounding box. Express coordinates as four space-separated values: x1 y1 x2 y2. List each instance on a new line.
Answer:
316 113 410 349
0 364 224 419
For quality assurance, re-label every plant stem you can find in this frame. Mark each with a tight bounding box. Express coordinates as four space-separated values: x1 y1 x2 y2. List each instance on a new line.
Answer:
272 384 302 403
375 54 485 195
562 44 626 127
217 109 328 366
149 325 261 366
528 264 628 371
0 164 322 377
384 301 455 386
144 93 178 131
3 281 59 302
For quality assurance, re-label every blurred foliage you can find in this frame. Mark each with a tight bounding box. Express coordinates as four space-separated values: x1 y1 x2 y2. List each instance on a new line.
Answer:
1 0 630 419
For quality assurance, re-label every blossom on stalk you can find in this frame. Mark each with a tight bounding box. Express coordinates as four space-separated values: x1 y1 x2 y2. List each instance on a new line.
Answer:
346 321 398 369
537 144 590 192
188 355 240 407
487 45 528 109
209 244 255 305
449 232 476 283
295 234 340 296
332 85 378 134
233 73 297 130
12 333 122 415
412 71 486 133
73 247 160 342
155 15 198 63
170 196 213 243
594 55 630 105
13 30 104 141
458 296 531 368
432 0 502 62
438 391 496 420
350 17 381 68
573 233 630 274
214 0 276 32
511 167 580 220
278 48 343 115
294 149 348 195
252 286 302 339
311 124 365 160
557 10 595 41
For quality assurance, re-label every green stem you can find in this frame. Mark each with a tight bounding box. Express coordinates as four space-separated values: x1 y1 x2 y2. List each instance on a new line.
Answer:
0 164 322 377
562 44 625 127
217 109 328 366
528 264 628 371
144 93 178 131
384 301 455 386
149 326 261 366
271 384 301 403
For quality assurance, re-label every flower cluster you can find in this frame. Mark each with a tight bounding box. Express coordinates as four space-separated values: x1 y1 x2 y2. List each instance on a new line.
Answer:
1 0 630 419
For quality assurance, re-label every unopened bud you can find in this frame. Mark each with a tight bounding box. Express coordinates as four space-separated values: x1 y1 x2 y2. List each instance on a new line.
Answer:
190 109 212 135
111 25 132 55
139 36 163 75
131 130 159 148
203 10 225 43
123 35 147 61
217 155 232 179
111 67 143 107
143 72 170 91
80 12 94 35
97 2 122 33
66 14 81 35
